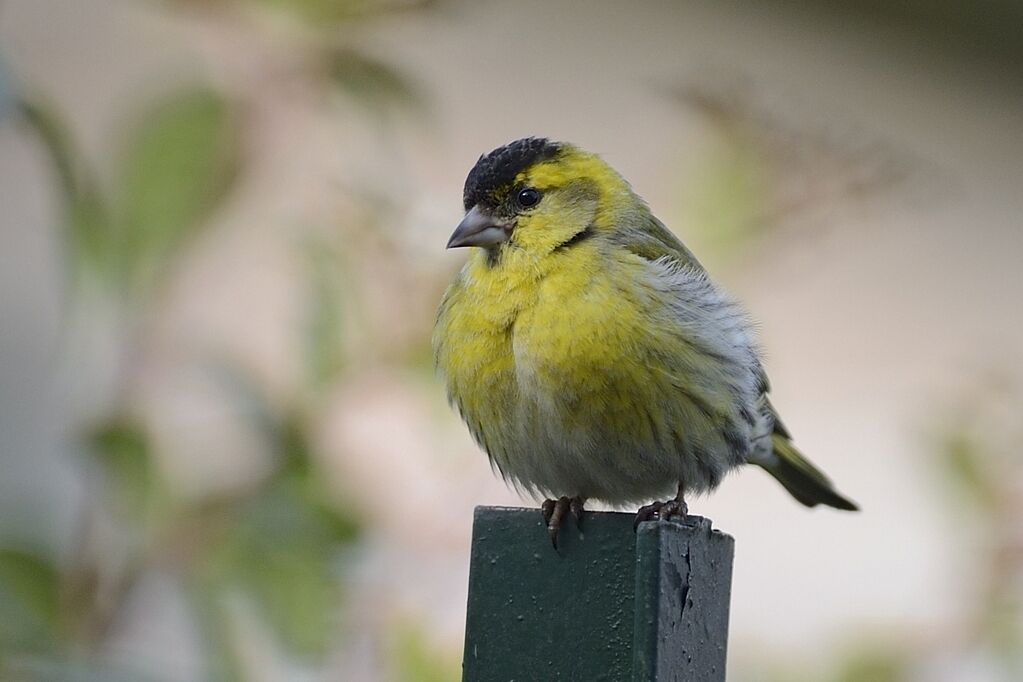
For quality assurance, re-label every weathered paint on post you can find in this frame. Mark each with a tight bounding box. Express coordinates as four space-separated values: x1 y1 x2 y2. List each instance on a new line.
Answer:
632 517 734 681
461 506 734 681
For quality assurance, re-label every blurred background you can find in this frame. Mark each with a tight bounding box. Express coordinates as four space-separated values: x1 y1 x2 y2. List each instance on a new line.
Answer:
1 1 1022 680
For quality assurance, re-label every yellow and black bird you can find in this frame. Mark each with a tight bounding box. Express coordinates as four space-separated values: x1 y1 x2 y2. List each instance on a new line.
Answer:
433 138 857 546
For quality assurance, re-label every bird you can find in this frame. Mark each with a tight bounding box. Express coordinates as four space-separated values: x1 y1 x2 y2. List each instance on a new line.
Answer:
433 137 858 547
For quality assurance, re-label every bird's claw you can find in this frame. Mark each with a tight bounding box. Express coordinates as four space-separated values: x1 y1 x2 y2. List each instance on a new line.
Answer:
541 496 585 549
569 496 585 527
633 498 688 530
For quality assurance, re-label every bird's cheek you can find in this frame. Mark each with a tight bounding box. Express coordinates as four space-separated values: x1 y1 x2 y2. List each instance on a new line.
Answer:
516 224 576 253
509 217 545 249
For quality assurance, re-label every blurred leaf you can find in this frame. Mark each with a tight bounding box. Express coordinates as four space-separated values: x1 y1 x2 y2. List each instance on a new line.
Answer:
86 420 163 521
0 548 59 652
187 583 245 682
203 479 360 658
17 100 113 284
18 88 237 295
276 413 315 476
252 0 371 23
685 142 764 259
392 623 459 682
936 427 999 510
303 237 347 390
832 646 908 682
326 48 423 113
200 423 360 659
115 88 238 292
206 362 315 461
983 585 1023 668
205 363 282 450
188 364 361 658
249 0 432 25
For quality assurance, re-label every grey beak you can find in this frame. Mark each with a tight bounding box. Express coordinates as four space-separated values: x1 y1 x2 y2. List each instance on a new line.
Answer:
446 205 511 249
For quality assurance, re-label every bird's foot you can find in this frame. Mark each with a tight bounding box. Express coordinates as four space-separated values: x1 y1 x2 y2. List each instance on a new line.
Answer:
541 496 585 549
633 498 688 530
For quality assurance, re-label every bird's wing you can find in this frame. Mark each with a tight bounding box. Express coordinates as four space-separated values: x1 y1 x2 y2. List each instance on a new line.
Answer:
609 211 707 273
613 210 858 510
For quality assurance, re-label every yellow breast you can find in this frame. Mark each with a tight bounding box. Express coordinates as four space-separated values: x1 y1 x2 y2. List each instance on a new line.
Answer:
434 242 675 468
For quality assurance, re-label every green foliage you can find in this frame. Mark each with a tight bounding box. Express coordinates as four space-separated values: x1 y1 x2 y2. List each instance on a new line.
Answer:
20 88 237 298
0 549 60 654
201 433 361 659
929 381 1023 676
684 142 764 261
250 0 430 25
204 488 357 659
189 368 362 662
736 643 911 682
6 0 435 676
303 237 348 390
392 623 460 682
115 88 237 293
253 0 371 23
937 428 1000 510
86 420 164 522
326 47 423 114
832 646 908 682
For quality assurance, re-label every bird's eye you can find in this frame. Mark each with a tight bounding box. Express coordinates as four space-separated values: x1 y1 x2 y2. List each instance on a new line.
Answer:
516 187 541 209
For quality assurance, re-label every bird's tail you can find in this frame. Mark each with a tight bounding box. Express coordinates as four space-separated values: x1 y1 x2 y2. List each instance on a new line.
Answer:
753 434 859 511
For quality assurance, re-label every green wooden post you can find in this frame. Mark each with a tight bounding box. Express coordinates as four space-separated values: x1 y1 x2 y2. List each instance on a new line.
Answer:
462 506 734 681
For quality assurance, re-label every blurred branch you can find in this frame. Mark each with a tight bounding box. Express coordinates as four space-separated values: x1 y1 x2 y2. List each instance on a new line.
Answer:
779 0 1023 87
17 99 112 291
671 80 918 233
324 46 425 114
302 234 349 391
925 373 1023 674
266 0 436 24
167 0 437 26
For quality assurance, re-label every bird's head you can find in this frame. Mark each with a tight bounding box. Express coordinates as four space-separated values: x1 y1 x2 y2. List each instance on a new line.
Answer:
447 138 634 258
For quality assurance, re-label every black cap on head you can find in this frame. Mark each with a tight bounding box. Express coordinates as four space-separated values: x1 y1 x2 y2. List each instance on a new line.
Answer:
463 137 562 210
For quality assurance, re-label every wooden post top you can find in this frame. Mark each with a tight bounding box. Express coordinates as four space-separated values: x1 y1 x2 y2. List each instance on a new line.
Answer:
462 506 734 681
